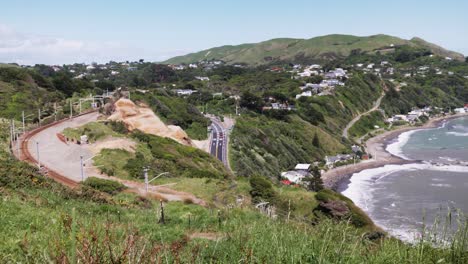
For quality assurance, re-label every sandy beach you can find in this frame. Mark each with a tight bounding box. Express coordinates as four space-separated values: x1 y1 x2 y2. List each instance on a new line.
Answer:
322 113 468 190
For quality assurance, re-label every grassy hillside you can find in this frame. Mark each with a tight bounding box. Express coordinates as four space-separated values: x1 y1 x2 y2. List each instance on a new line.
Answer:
1 119 467 262
231 114 346 178
63 121 229 180
164 34 465 65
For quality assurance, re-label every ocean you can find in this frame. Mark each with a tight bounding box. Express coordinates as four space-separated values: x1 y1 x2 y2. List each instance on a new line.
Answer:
342 117 468 241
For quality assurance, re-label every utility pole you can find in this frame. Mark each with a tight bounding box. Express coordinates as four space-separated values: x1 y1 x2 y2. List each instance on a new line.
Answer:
16 131 20 156
80 155 84 181
9 120 13 146
12 120 15 143
79 100 82 114
36 141 40 168
38 108 41 126
22 111 25 133
144 167 149 192
70 100 73 119
159 200 165 224
54 103 57 121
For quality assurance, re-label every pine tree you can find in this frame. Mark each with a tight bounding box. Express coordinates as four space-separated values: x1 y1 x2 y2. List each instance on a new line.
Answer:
304 166 324 192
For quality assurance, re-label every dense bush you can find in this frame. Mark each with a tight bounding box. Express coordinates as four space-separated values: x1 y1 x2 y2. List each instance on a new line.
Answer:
249 175 277 204
83 177 126 195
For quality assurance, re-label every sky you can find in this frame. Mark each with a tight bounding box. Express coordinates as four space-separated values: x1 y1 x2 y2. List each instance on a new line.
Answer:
0 0 467 65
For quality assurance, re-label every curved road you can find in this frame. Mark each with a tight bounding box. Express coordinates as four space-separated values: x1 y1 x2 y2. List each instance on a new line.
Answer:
20 112 206 205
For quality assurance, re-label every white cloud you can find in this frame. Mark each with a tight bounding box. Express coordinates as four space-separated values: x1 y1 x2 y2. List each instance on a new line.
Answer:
0 24 188 65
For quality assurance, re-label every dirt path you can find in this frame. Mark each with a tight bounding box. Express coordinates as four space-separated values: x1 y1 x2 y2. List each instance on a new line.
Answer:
17 112 207 206
342 91 385 140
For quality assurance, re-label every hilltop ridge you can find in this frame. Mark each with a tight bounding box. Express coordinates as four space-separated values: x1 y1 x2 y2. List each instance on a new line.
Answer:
164 34 465 65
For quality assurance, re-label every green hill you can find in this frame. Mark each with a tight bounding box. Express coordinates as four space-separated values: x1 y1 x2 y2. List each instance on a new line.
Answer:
164 34 465 65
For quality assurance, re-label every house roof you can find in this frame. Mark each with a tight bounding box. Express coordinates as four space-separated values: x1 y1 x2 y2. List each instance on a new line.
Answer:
294 163 311 170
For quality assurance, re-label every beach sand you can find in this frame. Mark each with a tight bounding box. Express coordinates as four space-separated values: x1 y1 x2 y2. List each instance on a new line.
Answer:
322 113 468 190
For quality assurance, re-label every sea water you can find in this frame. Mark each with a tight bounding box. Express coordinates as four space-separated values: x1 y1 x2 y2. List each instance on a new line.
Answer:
342 117 468 241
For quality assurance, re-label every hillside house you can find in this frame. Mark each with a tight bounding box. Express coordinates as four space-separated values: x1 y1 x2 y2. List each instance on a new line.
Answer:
195 76 210 81
325 154 353 168
175 89 197 96
280 163 311 184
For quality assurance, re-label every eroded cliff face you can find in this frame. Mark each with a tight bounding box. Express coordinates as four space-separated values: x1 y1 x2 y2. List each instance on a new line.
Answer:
108 98 193 146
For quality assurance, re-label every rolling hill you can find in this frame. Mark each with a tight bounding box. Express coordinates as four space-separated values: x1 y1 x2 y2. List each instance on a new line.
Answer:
163 34 465 65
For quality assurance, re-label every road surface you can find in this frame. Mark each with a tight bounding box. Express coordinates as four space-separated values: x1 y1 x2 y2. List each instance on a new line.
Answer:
21 111 206 205
209 118 229 168
27 112 100 182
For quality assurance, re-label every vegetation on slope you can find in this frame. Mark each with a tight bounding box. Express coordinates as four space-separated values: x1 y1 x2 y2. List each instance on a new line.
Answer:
131 90 210 140
63 121 229 180
231 114 346 178
164 34 464 65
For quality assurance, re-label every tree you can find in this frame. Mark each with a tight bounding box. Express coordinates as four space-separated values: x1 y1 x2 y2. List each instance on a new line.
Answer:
465 57 468 63
240 91 263 112
304 166 324 192
312 133 320 148
249 175 277 203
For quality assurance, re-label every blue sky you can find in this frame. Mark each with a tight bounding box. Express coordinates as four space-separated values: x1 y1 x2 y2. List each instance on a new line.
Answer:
0 0 467 64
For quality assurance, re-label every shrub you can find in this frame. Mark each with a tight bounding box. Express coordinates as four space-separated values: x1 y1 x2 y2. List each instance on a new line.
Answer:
249 175 277 204
83 177 126 195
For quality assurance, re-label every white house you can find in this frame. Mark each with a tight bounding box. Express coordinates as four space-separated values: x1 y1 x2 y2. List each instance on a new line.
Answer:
176 89 197 96
296 91 313 99
294 164 311 171
195 76 210 81
281 171 307 184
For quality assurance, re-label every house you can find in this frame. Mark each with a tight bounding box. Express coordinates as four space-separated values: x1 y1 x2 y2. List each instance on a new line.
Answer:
296 91 313 99
367 63 375 69
189 63 198 68
111 70 120 75
393 115 408 121
454 108 466 114
175 89 197 96
407 114 419 123
280 163 311 184
195 76 210 81
325 154 353 168
280 171 307 184
351 145 361 153
294 163 311 171
324 72 337 79
265 103 295 111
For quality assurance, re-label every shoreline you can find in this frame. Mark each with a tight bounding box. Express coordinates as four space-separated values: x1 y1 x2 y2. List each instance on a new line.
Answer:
322 113 468 190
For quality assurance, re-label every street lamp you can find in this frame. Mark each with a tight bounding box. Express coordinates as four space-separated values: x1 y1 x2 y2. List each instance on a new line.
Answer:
80 154 102 181
144 168 170 193
36 141 40 168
